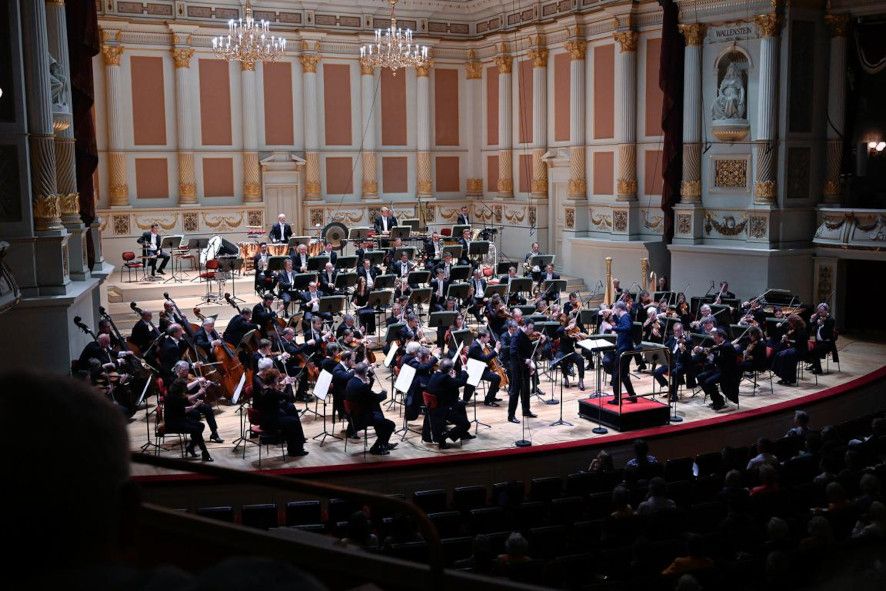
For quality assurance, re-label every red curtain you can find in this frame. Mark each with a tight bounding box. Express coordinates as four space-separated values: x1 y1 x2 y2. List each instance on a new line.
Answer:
658 0 684 244
65 0 100 268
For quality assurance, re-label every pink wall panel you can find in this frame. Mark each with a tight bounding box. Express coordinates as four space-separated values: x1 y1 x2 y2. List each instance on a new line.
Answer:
554 52 571 142
486 66 498 146
323 64 352 146
199 59 232 146
202 157 234 197
381 68 407 146
382 156 408 193
435 156 460 192
645 38 664 137
644 150 663 195
434 69 460 146
518 153 532 194
592 151 614 195
593 45 615 140
325 157 353 194
487 154 499 192
518 59 533 144
130 56 166 146
263 62 294 145
135 158 168 198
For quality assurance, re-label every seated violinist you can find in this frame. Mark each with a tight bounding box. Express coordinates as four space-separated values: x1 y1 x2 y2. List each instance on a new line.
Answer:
739 326 769 373
168 360 224 446
279 327 309 377
554 318 587 391
346 363 396 455
254 368 309 458
276 258 299 317
653 322 694 402
807 303 838 375
404 345 439 421
426 358 474 448
336 314 363 339
164 365 213 462
194 317 224 359
464 330 503 405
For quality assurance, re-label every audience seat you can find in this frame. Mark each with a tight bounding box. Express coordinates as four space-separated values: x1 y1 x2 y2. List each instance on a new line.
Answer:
285 500 322 527
452 485 487 512
413 489 448 514
241 503 278 530
195 506 235 523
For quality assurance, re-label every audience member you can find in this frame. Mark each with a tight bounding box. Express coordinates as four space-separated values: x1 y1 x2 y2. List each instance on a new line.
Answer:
637 477 676 516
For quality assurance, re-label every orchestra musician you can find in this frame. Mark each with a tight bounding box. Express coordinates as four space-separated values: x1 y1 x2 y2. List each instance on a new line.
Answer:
269 213 293 245
434 251 455 282
714 281 736 303
612 278 624 298
336 314 363 339
322 241 338 265
345 362 396 455
457 205 471 226
292 243 310 273
223 306 258 348
357 257 381 289
429 267 449 312
404 344 439 421
696 328 739 412
392 251 416 285
252 242 277 295
524 242 541 265
276 258 300 317
554 319 586 391
78 333 118 370
169 360 224 444
652 322 694 402
468 269 487 323
485 294 509 339
464 330 503 406
301 281 331 324
351 277 377 334
393 277 413 304
158 301 181 334
136 223 170 277
165 361 215 461
253 367 309 457
159 324 188 384
771 314 808 386
458 228 473 266
508 321 541 423
373 206 398 235
607 301 638 405
194 317 223 359
426 358 474 448
331 350 356 434
738 326 768 373
130 309 160 353
807 303 837 375
424 232 444 269
354 239 376 265
319 262 338 295
384 237 403 269
252 293 278 333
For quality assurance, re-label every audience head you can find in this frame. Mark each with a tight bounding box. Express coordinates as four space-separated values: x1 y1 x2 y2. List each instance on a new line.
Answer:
504 532 529 558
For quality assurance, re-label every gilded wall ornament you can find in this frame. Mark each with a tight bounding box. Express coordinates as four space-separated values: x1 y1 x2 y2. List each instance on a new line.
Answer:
494 54 513 74
465 49 482 79
102 45 123 66
309 209 324 227
112 214 130 236
613 210 628 232
678 23 707 46
172 47 194 68
565 39 587 60
677 214 691 235
614 31 638 52
704 212 747 236
565 208 575 229
183 212 199 233
714 159 748 189
748 215 768 238
299 54 321 74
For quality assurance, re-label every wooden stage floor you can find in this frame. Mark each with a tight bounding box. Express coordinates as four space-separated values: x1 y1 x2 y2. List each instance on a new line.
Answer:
128 335 885 479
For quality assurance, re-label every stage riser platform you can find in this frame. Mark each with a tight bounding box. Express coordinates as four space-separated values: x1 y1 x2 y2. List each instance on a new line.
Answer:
578 396 672 431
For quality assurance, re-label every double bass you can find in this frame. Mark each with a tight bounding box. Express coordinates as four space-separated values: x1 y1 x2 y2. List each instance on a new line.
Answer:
192 307 247 402
482 342 509 389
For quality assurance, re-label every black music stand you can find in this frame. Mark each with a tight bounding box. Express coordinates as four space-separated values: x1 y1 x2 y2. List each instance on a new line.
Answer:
335 255 358 270
187 238 210 283
348 227 373 243
335 271 358 296
468 241 490 260
442 245 463 260
547 352 575 426
449 265 471 282
447 282 472 305
401 218 421 232
530 254 555 270
450 328 475 349
428 311 458 333
394 247 417 260
496 261 515 275
485 284 508 300
579 309 599 329
288 236 311 249
452 224 471 237
541 279 567 302
216 257 244 303
308 255 330 272
409 288 432 318
319 295 346 322
160 235 184 283
408 270 431 286
509 277 533 297
293 272 318 290
367 290 394 337
390 226 411 239
363 250 387 267
374 274 396 289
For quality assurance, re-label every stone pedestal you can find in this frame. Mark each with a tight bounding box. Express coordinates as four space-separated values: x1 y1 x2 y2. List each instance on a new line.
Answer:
35 230 71 296
672 204 705 244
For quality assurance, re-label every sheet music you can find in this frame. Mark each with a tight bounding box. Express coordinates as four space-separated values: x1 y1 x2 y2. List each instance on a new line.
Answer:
578 338 616 352
230 373 247 405
466 358 487 387
314 369 333 401
383 345 398 368
394 363 416 394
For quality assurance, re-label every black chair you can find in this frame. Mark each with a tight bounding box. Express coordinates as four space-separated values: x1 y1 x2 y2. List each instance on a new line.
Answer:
569 520 604 550
774 436 803 462
469 506 507 534
664 456 695 482
386 541 429 563
586 491 613 519
694 451 723 477
565 471 594 496
413 489 448 514
528 476 563 502
516 501 547 531
527 524 568 560
285 500 322 527
452 485 487 512
666 480 695 508
550 496 584 525
427 510 464 538
241 503 278 529
195 506 234 523
441 536 474 566
327 497 357 526
491 480 525 507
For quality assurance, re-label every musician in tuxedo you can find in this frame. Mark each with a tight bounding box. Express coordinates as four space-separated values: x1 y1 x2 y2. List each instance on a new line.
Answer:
346 363 396 455
252 242 276 295
467 269 487 323
168 360 224 444
78 333 117 371
383 237 403 268
194 317 223 358
319 262 338 295
223 307 258 348
429 267 449 311
278 327 309 377
136 223 170 276
159 325 190 385
269 213 293 244
554 320 586 391
276 258 300 317
424 233 444 269
322 241 338 266
373 206 398 235
807 303 837 374
457 205 471 226
357 258 381 290
404 344 439 421
252 293 278 334
508 321 541 423
355 239 376 267
652 322 694 402
391 251 416 285
714 281 736 302
738 326 769 373
464 330 503 406
434 252 455 282
331 350 355 431
458 228 473 266
524 242 541 264
291 243 310 273
165 362 214 462
335 314 363 339
608 301 638 405
541 264 560 282
697 328 740 412
426 358 474 447
255 367 309 457
301 281 331 324
130 309 159 353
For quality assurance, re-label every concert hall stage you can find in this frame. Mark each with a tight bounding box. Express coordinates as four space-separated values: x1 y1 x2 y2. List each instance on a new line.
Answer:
129 336 886 492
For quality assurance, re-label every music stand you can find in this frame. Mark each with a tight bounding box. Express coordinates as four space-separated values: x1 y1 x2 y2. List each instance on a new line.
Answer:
408 270 431 286
390 226 411 239
447 282 472 304
541 279 567 301
308 255 329 272
160 235 184 283
348 227 373 242
335 255 358 270
311 370 341 446
485 284 508 300
578 337 617 433
319 295 346 321
216 257 244 303
442 245 463 260
288 236 311 249
547 352 575 423
370 275 393 290
187 238 210 283
368 290 394 336
468 241 490 258
408 288 432 316
293 272 318 290
508 277 533 295
335 271 358 293
452 224 471 237
449 265 471 282
579 309 599 328
360 250 384 267
428 310 458 331
401 218 421 231
450 328 475 349
530 255 555 269
394 247 417 260
496 261 515 275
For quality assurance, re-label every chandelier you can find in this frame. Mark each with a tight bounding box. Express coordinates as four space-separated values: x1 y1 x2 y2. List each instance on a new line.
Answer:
359 0 429 75
211 1 286 66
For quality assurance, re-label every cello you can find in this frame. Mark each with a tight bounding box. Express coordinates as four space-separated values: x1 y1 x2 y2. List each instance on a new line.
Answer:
192 306 247 402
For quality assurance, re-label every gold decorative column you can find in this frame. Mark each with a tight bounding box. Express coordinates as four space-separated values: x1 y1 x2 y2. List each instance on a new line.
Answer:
613 30 638 201
565 38 587 199
300 49 322 200
823 14 849 205
529 35 548 198
753 13 780 205
360 58 379 198
103 41 129 206
679 23 705 204
415 62 433 197
241 59 262 202
172 44 197 204
495 48 514 198
465 50 483 196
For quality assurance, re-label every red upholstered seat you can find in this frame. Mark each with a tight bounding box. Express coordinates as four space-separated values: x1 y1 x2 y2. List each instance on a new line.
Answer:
422 391 438 410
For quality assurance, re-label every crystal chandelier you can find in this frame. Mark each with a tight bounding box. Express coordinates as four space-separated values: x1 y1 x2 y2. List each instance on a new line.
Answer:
211 1 286 66
360 0 429 75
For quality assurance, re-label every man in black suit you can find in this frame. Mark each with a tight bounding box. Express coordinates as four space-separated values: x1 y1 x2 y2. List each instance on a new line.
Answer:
291 243 310 273
319 262 338 295
653 322 693 402
808 303 838 374
276 259 299 317
434 251 455 282
608 301 638 405
355 239 376 266
223 307 259 348
130 309 159 353
424 233 444 269
301 281 331 323
322 241 338 266
464 330 502 406
468 269 487 323
331 350 355 431
698 328 739 412
403 345 439 421
426 358 473 447
159 325 189 385
78 333 116 370
250 293 276 333
269 213 292 244
457 228 473 266
345 363 395 455
508 322 540 423
457 206 471 226
429 267 449 311
373 206 398 235
357 258 381 290
194 317 223 359
136 223 170 276
391 251 415 285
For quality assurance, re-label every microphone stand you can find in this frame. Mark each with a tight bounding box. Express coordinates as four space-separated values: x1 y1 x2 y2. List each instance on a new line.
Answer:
549 351 574 427
515 334 543 448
